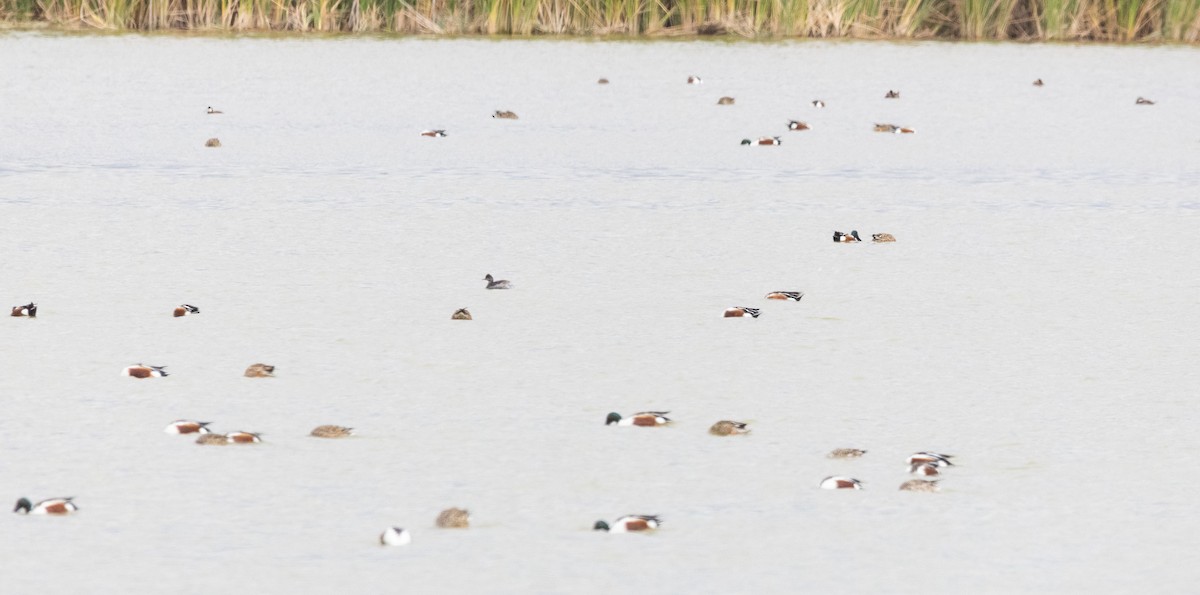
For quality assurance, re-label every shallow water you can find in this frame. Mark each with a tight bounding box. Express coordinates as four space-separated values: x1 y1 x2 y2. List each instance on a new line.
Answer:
1 33 1198 593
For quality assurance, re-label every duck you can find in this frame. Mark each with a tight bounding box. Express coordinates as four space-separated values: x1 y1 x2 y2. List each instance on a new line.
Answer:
717 96 735 105
195 433 229 445
227 431 262 444
13 497 77 515
204 138 221 147
833 230 862 243
820 476 863 490
907 452 954 467
909 463 941 477
1032 79 1044 86
885 90 900 99
723 307 761 318
872 233 896 242
207 106 223 114
740 136 782 146
594 515 661 533
164 420 212 435
687 75 702 85
873 123 915 134
451 307 472 320
827 448 867 459
709 420 750 436
122 364 168 378
605 411 671 427
764 291 804 301
597 78 609 84
244 363 275 378
811 100 825 108
483 274 512 289
1136 97 1155 105
899 479 940 492
420 130 447 137
380 527 412 546
173 304 200 317
787 120 810 131
492 110 519 119
10 302 36 317
310 425 353 438
436 507 470 528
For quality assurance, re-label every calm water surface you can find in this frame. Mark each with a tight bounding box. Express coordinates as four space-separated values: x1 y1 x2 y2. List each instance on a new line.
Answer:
1 33 1198 593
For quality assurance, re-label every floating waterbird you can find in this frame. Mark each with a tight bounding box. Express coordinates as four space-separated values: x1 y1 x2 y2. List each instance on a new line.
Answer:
907 452 954 467
812 100 825 108
492 110 518 119
740 137 782 146
207 106 223 114
1033 79 1044 86
833 231 862 243
164 420 212 435
483 274 512 289
885 90 900 99
764 291 804 301
173 304 200 317
899 479 940 492
820 476 863 490
687 75 702 84
123 364 168 378
310 425 353 438
605 411 671 427
717 97 735 105
597 78 609 84
380 527 412 546
195 433 229 445
451 308 472 320
1136 97 1155 105
204 138 221 147
436 508 470 528
787 120 810 131
873 123 915 134
420 130 447 137
709 420 750 436
244 363 275 378
828 448 867 459
11 302 36 317
723 307 761 318
593 515 661 533
13 497 77 515
872 233 896 242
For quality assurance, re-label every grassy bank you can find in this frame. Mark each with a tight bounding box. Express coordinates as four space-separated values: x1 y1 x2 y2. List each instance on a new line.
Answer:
1 0 1197 40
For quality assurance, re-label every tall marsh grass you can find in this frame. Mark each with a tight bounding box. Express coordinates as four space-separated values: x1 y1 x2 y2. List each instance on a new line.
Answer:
2 0 1197 39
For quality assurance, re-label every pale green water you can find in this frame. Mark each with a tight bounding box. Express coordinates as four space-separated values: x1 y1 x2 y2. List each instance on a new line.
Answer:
1 34 1198 594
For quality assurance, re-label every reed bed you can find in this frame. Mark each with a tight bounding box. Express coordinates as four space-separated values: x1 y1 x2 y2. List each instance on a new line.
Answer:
2 0 1197 40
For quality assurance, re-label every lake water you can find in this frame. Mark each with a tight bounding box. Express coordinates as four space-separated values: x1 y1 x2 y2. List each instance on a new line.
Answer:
1 33 1198 593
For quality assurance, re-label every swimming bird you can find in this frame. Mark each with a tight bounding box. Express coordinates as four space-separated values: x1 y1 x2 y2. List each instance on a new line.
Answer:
873 123 915 134
173 304 200 317
380 527 412 546
605 411 671 427
123 364 168 378
204 138 221 147
195 433 229 445
909 463 941 477
207 106 223 114
13 497 77 515
11 302 36 317
709 420 750 436
764 291 804 301
907 452 954 467
740 136 782 146
594 515 661 533
717 97 735 105
1136 97 1155 105
820 476 863 490
787 120 810 131
1033 79 1044 86
899 479 940 492
885 90 900 99
244 363 275 378
828 448 867 459
164 420 212 435
833 230 862 243
420 130 447 137
872 233 896 242
226 431 262 444
723 307 761 318
483 274 512 289
598 78 609 84
451 308 472 320
436 507 470 528
687 75 702 85
492 110 518 119
310 425 353 438
811 100 825 108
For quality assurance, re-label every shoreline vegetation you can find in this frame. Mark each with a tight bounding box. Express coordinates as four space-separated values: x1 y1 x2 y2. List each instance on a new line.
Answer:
0 0 1197 41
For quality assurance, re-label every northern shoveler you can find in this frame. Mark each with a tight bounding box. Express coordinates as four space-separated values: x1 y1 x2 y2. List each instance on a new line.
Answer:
885 90 900 99
723 307 761 318
828 448 867 459
164 420 212 435
787 120 810 131
872 233 896 242
1033 79 1044 86
380 527 412 546
310 425 353 438
812 100 825 108
717 96 735 105
764 291 804 301
451 308 472 320
605 411 671 427
207 106 223 114
123 364 168 378
598 78 610 84
874 123 915 134
907 452 954 467
227 431 262 444
1136 97 1155 105
594 515 661 533
195 433 229 445
436 507 470 528
740 136 782 146
899 479 940 492
709 420 750 436
244 363 275 378
820 476 863 490
420 130 447 137
909 463 941 477
11 302 36 317
493 110 519 119
13 497 77 515
173 304 200 317
687 75 702 85
833 230 862 243
205 138 221 147
483 274 512 289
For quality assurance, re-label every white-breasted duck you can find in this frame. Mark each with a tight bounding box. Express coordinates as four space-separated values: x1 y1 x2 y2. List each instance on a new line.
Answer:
787 120 810 131
483 274 512 289
605 411 671 427
123 364 168 378
764 291 804 301
173 304 200 317
164 420 212 435
833 230 862 243
380 527 412 546
740 136 782 146
594 515 661 533
907 452 954 467
420 130 447 137
14 497 77 515
820 476 863 490
687 75 702 85
811 100 825 108
227 431 262 444
709 420 750 436
11 302 36 317
874 123 915 134
723 307 761 318
207 106 223 114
